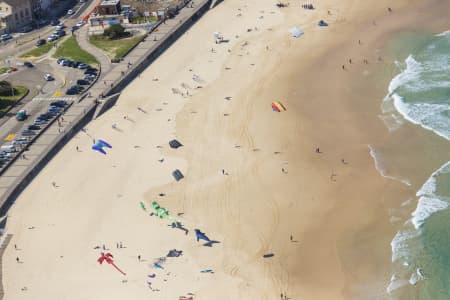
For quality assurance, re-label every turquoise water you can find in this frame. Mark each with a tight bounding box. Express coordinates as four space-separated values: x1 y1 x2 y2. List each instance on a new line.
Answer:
383 30 450 299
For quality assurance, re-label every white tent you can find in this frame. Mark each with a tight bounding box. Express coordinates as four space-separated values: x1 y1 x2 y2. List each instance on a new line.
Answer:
289 27 304 38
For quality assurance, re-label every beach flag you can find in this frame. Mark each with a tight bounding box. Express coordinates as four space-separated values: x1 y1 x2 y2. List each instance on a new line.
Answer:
271 101 287 112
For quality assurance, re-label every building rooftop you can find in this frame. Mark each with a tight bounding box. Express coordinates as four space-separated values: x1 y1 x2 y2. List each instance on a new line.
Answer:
100 0 119 6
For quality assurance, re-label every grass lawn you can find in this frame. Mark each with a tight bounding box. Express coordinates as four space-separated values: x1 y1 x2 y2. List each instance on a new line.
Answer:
53 36 98 65
0 67 9 74
89 34 146 60
20 42 53 58
0 86 29 113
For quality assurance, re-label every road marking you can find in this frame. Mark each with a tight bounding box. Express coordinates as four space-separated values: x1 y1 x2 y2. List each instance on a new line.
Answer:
53 91 62 97
5 134 16 141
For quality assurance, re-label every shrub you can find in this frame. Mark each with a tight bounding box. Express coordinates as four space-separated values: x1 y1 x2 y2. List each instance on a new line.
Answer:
0 81 13 96
103 24 126 39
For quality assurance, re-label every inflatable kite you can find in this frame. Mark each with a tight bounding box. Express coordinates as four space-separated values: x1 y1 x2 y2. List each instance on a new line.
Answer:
97 252 126 275
151 201 174 220
92 139 112 155
195 229 211 243
271 101 287 112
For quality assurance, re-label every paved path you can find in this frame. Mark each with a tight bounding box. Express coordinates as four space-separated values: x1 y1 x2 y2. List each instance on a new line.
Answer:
76 26 112 75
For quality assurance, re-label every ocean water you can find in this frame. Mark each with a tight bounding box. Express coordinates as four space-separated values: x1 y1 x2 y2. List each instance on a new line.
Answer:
381 30 450 299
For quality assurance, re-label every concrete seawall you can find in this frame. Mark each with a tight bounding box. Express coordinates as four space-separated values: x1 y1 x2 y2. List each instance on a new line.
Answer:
0 0 214 216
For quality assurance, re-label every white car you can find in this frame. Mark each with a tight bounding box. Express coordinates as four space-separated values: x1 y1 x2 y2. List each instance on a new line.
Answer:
76 21 84 27
67 9 74 15
44 74 54 81
47 35 58 42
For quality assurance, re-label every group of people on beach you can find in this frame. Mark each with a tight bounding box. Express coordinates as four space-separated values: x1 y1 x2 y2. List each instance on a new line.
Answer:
301 3 314 9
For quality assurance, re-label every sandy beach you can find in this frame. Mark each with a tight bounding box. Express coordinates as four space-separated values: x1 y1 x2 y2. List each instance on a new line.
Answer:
2 0 450 299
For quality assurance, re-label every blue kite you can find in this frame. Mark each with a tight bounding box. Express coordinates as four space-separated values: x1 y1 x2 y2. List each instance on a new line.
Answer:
195 229 210 243
92 139 112 155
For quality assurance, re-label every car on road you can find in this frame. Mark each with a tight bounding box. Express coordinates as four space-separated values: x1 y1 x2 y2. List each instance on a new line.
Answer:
23 61 33 68
16 109 27 121
1 33 12 41
67 9 74 15
21 130 36 136
77 63 89 69
44 73 54 81
36 39 46 46
28 124 41 130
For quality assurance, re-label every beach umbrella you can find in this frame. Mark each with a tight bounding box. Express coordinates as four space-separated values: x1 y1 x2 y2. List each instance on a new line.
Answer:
289 27 303 38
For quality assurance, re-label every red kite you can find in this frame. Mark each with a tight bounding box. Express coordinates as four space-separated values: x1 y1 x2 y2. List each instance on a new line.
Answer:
98 252 126 276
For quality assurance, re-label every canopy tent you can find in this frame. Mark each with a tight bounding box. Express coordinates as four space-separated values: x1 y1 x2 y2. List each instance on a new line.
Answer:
289 27 304 38
169 139 183 149
172 169 184 181
271 101 287 112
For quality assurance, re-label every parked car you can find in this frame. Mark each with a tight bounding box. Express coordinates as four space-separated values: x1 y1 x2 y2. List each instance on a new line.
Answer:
66 87 78 95
23 61 33 68
16 109 27 121
50 19 59 26
83 74 96 81
44 73 54 81
84 69 97 75
62 59 72 66
1 33 12 41
33 119 46 125
56 57 65 64
86 67 98 72
47 35 58 42
48 105 62 112
57 30 66 37
67 9 74 15
77 63 89 69
50 100 66 107
21 130 36 136
71 61 81 68
76 21 85 27
77 79 89 85
19 25 33 33
56 24 65 30
39 113 52 120
36 39 46 46
28 124 41 130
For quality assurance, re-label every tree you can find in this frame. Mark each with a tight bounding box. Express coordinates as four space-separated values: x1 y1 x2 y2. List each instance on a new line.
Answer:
103 24 126 39
0 81 14 96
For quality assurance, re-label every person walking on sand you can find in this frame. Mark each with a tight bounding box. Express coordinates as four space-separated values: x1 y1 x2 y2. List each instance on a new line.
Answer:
138 255 141 262
52 182 56 188
16 257 20 263
14 244 17 250
342 64 345 70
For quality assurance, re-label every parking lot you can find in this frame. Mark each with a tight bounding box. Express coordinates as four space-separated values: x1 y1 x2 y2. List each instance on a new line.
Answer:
0 58 98 172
